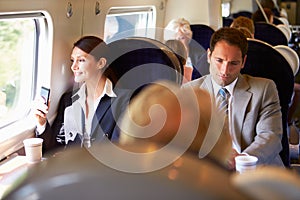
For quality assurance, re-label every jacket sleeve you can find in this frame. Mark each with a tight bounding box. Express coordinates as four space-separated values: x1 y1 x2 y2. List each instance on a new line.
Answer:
243 80 283 165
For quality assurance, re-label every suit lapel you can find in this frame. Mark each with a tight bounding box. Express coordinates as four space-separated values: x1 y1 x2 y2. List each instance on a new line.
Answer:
200 75 252 153
231 74 252 152
90 95 113 136
200 75 217 105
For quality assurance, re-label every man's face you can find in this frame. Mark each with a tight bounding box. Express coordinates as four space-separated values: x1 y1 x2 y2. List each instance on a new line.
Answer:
207 40 246 86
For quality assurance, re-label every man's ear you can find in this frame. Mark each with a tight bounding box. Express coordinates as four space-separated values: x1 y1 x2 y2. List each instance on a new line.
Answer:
241 55 247 69
207 48 211 64
97 58 107 70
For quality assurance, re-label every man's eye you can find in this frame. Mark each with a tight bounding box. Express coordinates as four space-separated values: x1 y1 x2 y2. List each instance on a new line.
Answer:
230 61 240 66
216 59 223 63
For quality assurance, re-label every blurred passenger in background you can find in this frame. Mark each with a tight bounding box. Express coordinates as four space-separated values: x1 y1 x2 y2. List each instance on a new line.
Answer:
230 16 255 38
252 7 274 23
165 39 193 83
259 0 281 17
164 17 206 79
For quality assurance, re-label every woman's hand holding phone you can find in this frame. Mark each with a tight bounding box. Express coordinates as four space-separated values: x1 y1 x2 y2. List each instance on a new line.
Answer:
32 87 50 126
33 96 49 126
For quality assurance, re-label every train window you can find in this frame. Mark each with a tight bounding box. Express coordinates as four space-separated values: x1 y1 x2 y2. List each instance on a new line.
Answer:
0 12 51 159
222 2 231 17
0 13 48 129
0 18 35 128
104 6 156 43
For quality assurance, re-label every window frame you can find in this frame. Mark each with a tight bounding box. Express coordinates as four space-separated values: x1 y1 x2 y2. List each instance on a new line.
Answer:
104 6 156 43
0 12 52 160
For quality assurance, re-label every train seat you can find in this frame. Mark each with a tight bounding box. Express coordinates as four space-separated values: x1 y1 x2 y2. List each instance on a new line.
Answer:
107 37 183 95
274 45 299 76
273 16 284 25
254 22 288 46
274 45 300 163
190 24 215 50
232 11 252 19
231 166 300 199
277 17 290 27
276 24 292 42
222 17 234 27
5 143 248 199
194 52 209 76
242 38 295 167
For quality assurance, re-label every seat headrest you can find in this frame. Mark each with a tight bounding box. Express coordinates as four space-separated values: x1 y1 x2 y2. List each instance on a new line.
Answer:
190 24 215 50
274 45 299 76
107 37 183 89
254 22 288 46
276 24 292 41
279 17 290 27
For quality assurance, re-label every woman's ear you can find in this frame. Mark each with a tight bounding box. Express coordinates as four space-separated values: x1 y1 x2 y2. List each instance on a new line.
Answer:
97 57 107 70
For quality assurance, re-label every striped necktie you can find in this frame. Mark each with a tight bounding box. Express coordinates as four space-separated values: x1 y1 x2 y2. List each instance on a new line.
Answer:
217 88 229 115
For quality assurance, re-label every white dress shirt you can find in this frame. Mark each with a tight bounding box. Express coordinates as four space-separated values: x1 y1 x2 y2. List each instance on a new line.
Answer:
211 78 241 153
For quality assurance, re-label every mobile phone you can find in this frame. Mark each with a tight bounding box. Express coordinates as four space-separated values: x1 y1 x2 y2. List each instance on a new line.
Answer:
40 86 50 106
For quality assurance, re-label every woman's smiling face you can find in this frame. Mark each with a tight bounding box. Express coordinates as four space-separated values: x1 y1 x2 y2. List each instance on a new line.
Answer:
70 46 100 83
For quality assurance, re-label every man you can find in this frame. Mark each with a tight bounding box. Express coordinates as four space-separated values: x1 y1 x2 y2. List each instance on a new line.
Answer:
183 27 284 169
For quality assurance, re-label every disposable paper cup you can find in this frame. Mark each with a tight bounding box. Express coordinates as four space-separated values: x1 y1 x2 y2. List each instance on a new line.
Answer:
23 138 43 163
235 155 258 174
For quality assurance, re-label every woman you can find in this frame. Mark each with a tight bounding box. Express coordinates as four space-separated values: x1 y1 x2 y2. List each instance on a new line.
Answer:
164 18 206 79
165 39 193 83
33 36 130 153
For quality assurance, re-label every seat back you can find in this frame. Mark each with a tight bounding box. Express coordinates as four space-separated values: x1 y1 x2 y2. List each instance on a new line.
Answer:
276 24 292 42
222 17 234 27
273 16 284 25
190 24 215 50
231 166 300 200
194 52 209 76
254 22 288 46
274 45 299 76
232 11 252 19
241 38 294 167
107 37 183 94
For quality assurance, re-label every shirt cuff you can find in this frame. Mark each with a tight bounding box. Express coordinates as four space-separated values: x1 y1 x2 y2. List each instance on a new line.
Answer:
36 123 46 135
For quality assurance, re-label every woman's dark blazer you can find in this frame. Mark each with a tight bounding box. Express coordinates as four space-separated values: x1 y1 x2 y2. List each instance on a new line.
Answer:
36 87 131 153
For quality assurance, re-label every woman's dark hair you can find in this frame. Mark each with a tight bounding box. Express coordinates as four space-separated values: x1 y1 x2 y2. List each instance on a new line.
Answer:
210 27 248 60
73 35 109 61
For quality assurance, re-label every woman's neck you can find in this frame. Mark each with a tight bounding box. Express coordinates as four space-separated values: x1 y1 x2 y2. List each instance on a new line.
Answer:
85 75 106 101
84 75 106 119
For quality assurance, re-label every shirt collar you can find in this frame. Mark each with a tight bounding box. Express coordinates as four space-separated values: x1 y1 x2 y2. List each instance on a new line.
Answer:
103 78 117 98
212 77 238 98
72 78 117 105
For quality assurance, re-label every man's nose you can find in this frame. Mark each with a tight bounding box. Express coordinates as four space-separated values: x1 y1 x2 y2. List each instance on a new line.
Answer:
220 62 229 74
